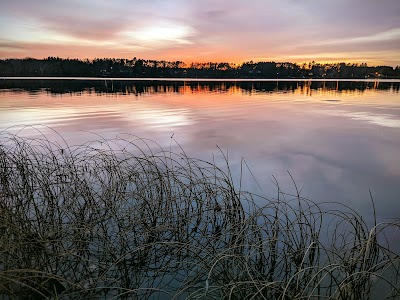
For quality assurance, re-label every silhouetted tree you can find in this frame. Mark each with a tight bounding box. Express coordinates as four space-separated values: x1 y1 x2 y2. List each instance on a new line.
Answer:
0 58 398 79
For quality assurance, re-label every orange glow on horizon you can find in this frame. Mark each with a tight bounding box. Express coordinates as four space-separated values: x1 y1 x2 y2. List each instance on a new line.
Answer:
0 53 392 69
0 41 396 68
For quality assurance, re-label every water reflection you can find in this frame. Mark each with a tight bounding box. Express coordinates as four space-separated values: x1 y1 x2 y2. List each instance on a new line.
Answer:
315 110 400 128
0 80 399 223
0 79 399 96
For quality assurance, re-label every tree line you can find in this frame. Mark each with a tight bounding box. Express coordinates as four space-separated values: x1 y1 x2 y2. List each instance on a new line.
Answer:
1 57 399 78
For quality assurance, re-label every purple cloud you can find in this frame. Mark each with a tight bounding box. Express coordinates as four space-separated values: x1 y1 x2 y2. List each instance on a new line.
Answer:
0 0 399 65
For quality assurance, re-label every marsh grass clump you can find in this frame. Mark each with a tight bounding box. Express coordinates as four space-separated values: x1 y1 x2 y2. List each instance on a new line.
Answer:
0 127 399 299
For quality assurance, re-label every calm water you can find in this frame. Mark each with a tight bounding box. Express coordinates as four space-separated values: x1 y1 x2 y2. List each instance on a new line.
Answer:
1 79 399 221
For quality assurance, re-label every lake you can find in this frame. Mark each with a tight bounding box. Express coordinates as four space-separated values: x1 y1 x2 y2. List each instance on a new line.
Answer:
1 78 399 222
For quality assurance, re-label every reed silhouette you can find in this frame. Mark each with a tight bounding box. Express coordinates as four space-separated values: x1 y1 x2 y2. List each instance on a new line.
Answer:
0 127 399 299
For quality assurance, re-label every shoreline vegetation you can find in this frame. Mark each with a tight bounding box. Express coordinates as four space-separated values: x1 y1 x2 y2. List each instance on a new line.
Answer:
0 127 399 299
1 57 400 79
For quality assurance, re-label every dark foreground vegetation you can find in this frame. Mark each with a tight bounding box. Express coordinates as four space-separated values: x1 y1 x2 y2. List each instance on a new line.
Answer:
0 128 399 299
1 57 400 79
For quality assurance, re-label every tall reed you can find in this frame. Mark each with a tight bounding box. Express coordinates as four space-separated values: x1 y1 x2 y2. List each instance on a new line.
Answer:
0 127 399 299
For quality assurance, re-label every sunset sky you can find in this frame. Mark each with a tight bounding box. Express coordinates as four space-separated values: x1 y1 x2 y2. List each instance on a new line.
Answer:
0 0 399 66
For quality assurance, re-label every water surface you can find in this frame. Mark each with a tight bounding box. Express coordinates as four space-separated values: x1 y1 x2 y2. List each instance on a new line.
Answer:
1 79 399 221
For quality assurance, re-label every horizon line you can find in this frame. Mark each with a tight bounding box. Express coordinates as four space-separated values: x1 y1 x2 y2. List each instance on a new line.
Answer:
1 56 398 68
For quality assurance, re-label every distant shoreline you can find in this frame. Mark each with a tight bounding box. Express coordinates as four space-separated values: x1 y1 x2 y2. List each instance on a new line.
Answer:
2 77 400 82
2 58 399 79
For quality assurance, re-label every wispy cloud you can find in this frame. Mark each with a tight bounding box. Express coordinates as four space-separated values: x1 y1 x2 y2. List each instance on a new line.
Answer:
120 23 196 48
0 0 399 64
